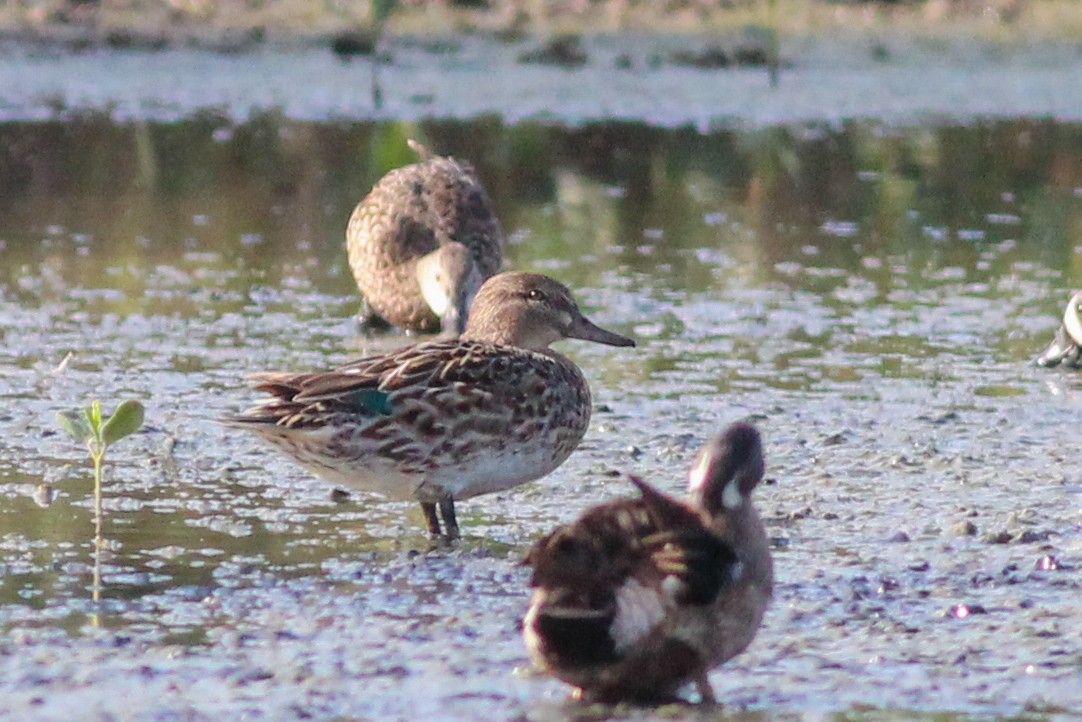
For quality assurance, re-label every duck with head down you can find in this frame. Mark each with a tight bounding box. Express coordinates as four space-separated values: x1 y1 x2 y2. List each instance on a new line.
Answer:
524 422 773 704
223 272 635 540
1036 291 1082 368
347 139 504 335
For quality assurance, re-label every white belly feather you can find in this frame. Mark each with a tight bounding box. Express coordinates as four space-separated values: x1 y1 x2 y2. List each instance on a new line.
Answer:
253 425 571 502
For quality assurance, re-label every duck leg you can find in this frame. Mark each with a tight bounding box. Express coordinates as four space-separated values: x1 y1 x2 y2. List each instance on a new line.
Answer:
421 501 442 537
694 672 717 705
439 498 460 540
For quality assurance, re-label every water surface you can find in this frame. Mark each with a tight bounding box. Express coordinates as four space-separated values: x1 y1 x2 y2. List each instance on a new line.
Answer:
0 117 1080 721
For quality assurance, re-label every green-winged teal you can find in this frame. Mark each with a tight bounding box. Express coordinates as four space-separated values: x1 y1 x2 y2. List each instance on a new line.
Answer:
1036 291 1082 368
346 139 504 335
523 422 773 704
224 272 634 539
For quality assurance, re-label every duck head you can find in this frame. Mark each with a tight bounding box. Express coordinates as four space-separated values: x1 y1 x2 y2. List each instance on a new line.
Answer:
463 272 635 350
687 423 765 516
416 242 485 335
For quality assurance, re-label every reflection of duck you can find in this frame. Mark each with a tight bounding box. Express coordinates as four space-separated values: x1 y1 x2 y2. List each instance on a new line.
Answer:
224 273 634 540
1036 291 1082 368
523 423 773 703
347 140 504 335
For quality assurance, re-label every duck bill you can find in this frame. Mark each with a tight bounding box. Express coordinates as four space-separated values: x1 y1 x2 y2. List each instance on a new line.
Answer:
440 304 468 335
567 314 635 348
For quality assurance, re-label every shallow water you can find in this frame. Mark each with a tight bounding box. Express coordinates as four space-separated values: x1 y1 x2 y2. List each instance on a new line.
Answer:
0 114 1081 721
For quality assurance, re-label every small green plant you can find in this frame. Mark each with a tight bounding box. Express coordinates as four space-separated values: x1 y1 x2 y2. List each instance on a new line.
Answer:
56 400 145 610
57 400 145 526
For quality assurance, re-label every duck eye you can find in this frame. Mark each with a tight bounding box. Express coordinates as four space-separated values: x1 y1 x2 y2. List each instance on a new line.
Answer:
526 289 546 302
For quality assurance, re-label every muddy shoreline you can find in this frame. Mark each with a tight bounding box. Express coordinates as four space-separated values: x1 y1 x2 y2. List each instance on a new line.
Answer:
2 32 1082 127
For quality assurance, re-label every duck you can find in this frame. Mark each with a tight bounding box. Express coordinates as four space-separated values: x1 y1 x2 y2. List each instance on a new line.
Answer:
523 422 773 704
1035 291 1082 368
346 139 504 335
223 272 635 539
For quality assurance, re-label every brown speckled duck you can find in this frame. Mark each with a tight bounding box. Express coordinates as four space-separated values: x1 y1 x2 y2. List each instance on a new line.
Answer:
523 422 773 704
346 139 504 335
223 272 634 540
1036 290 1082 368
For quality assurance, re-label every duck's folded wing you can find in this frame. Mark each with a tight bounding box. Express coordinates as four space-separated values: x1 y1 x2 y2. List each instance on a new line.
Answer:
641 526 740 606
627 475 742 606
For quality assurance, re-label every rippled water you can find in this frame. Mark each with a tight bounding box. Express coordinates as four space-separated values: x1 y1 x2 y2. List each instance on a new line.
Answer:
0 117 1080 721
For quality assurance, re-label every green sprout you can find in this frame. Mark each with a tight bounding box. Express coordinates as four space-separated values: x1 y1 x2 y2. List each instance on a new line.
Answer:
56 400 145 609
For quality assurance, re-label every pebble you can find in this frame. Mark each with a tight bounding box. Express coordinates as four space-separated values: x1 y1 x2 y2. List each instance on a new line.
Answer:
951 520 978 537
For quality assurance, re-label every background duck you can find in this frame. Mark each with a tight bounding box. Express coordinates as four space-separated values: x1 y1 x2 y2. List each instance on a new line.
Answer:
347 139 504 335
1035 290 1082 368
223 272 634 539
523 422 773 704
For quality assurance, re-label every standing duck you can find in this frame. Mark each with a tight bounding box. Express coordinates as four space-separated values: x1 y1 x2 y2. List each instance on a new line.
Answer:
1035 291 1082 368
223 272 634 539
523 422 773 703
347 139 504 335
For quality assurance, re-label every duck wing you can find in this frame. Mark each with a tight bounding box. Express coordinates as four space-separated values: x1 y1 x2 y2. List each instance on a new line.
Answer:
526 476 740 665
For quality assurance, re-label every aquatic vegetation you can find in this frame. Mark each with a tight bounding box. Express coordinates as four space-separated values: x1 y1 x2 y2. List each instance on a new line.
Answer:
56 400 145 608
57 400 146 534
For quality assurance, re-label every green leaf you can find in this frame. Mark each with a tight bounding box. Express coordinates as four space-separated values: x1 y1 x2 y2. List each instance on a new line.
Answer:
86 400 104 437
101 400 145 447
57 409 94 444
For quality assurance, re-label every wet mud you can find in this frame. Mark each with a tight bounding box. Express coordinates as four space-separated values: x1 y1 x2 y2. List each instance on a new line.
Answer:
0 58 1080 722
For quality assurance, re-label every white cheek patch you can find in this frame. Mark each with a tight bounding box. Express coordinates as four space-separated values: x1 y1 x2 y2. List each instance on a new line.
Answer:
421 279 452 316
721 477 743 510
610 578 668 652
1065 294 1082 345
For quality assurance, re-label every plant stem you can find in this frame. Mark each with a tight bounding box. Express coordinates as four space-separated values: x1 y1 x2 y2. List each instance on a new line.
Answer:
768 0 779 88
92 450 103 622
371 53 382 111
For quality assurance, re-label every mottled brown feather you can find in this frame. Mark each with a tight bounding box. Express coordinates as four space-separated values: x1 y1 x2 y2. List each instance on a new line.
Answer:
346 141 504 332
524 423 773 703
222 273 635 535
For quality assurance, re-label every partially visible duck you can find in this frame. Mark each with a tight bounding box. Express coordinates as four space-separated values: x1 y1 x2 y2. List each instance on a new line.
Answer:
223 272 634 540
346 139 504 335
1036 291 1082 368
523 422 773 703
